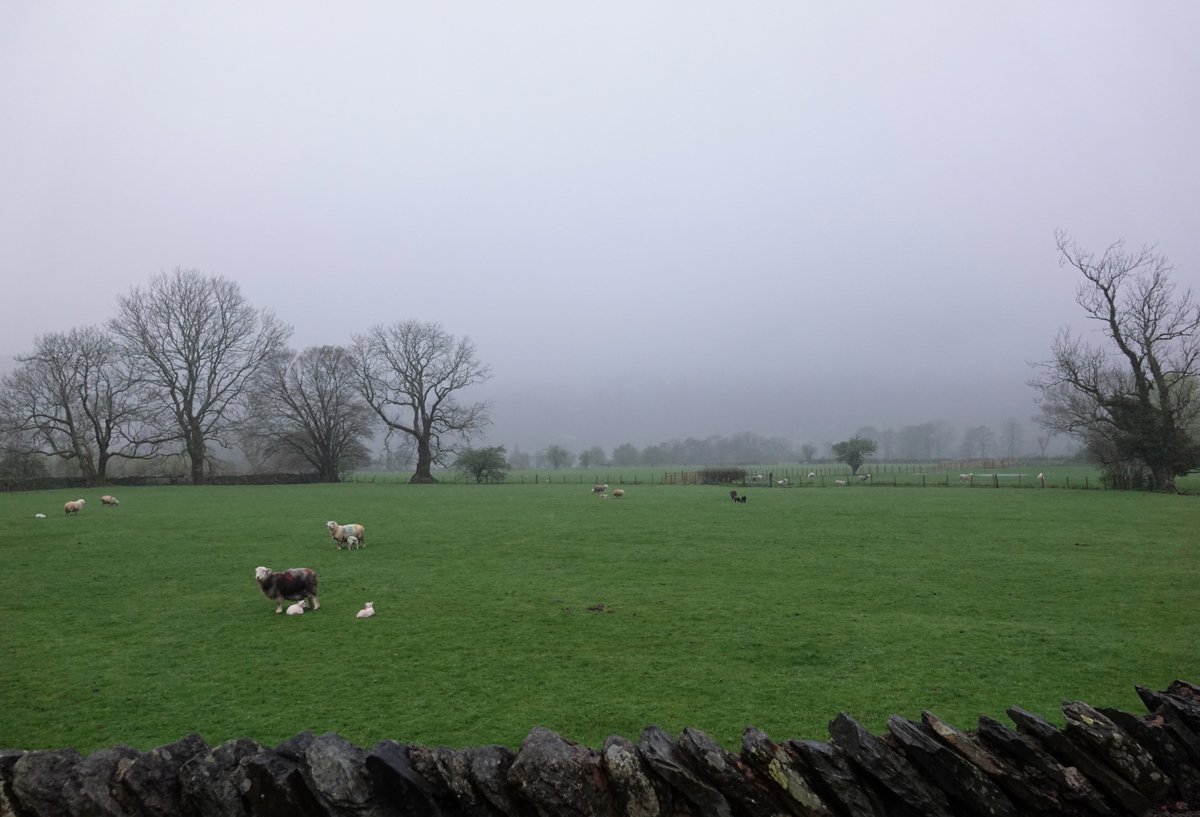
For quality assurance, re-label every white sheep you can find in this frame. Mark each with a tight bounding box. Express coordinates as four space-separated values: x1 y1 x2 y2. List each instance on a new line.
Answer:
959 473 973 483
356 602 375 619
346 535 360 550
64 499 86 515
100 495 120 506
1037 472 1046 487
34 513 46 519
776 479 789 487
807 472 816 479
834 479 847 486
327 520 366 550
286 599 309 616
858 473 871 482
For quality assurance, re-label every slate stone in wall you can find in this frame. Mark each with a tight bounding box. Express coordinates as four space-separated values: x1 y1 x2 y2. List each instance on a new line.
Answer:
62 745 140 817
977 715 1114 817
638 726 730 817
676 726 788 817
601 736 663 817
739 727 835 817
299 732 379 817
276 732 317 762
364 741 443 817
506 727 615 817
1008 706 1152 816
1101 708 1200 803
179 738 265 817
239 748 325 817
1062 701 1173 803
829 712 954 817
111 733 208 817
921 711 1067 814
409 744 498 817
1137 686 1200 760
0 749 29 817
885 716 1018 817
10 748 83 817
466 745 530 817
786 739 886 817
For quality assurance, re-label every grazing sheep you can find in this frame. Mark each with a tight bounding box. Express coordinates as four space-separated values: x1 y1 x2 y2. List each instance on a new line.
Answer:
326 520 366 550
255 566 320 614
100 495 119 506
356 602 375 619
34 513 46 519
958 473 973 483
64 499 86 515
592 484 608 494
611 488 625 498
776 479 789 487
750 474 764 482
729 490 747 503
857 473 871 482
834 479 847 486
286 600 309 616
807 472 816 478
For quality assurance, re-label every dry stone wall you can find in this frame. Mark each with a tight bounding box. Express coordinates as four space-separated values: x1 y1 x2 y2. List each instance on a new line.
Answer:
4 680 1200 817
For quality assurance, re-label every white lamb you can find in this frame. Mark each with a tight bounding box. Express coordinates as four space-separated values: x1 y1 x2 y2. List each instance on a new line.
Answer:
356 602 375 619
286 600 309 616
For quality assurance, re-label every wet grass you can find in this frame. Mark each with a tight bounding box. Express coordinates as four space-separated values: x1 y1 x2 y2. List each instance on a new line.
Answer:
1 482 1197 753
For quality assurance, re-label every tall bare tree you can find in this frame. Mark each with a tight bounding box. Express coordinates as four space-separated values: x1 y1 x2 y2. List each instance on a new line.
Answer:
351 320 490 483
108 268 291 484
1030 232 1200 490
240 345 375 481
999 418 1025 461
0 326 160 482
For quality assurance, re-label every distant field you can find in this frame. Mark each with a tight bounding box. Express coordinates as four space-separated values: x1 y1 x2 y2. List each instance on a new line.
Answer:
357 463 1200 492
2 482 1197 754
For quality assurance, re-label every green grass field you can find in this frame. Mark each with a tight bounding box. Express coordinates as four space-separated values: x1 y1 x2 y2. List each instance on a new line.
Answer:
2 482 1197 754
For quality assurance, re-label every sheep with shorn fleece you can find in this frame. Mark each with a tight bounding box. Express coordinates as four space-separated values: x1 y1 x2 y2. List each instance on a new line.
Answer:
64 499 86 515
326 520 365 550
100 495 120 506
255 566 320 614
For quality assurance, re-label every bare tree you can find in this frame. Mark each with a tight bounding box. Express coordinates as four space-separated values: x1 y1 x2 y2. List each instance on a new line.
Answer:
1030 232 1200 490
999 418 1025 461
240 346 376 481
108 268 291 484
960 425 996 460
351 320 491 483
0 326 160 482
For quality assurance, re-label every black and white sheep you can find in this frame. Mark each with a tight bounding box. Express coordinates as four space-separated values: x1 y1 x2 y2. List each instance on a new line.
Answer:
255 566 320 614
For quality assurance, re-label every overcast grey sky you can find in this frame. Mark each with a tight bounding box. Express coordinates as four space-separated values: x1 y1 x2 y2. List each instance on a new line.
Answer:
2 3 1197 453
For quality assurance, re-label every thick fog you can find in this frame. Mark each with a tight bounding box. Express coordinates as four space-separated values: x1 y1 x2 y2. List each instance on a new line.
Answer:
2 3 1197 456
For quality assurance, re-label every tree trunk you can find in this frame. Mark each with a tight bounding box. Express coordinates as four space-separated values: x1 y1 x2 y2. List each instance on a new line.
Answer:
410 436 438 483
187 428 206 484
1153 467 1178 493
